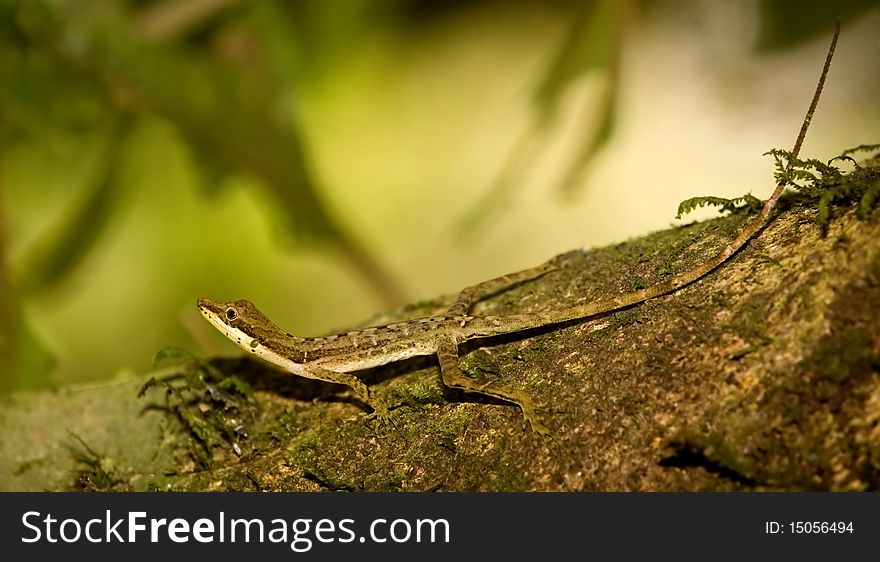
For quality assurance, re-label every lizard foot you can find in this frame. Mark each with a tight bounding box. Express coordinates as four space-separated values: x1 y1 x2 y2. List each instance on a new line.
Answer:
523 411 553 440
365 399 398 432
518 399 553 440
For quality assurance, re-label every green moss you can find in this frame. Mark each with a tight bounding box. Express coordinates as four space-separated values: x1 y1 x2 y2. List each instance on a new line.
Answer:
137 357 258 470
609 307 644 329
268 410 300 442
725 293 774 350
437 433 457 453
460 349 501 380
803 325 876 383
217 375 252 396
289 433 359 491
710 291 730 307
68 434 127 491
387 378 444 410
628 278 646 291
485 460 530 491
869 252 880 285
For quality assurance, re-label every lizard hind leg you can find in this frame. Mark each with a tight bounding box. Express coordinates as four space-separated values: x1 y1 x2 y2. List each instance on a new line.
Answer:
446 261 556 318
436 340 551 438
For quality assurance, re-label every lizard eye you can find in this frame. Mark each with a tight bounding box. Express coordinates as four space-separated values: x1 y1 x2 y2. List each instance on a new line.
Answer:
225 307 238 321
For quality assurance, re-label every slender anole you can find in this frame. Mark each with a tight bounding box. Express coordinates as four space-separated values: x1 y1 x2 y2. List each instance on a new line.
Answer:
198 26 839 437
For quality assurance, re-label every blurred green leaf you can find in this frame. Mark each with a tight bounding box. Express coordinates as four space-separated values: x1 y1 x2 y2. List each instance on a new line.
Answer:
551 0 625 197
457 0 628 236
0 284 55 391
557 74 618 197
7 0 404 306
71 5 339 240
11 0 61 45
0 29 106 141
533 0 618 122
13 311 56 390
757 0 877 50
152 346 195 370
186 142 234 198
17 115 130 295
0 205 49 391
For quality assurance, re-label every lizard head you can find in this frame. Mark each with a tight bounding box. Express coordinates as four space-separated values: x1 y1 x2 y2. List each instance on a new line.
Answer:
197 298 283 349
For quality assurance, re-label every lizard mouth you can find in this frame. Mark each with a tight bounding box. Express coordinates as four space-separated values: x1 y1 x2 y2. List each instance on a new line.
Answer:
197 298 255 352
197 298 230 327
196 298 221 314
197 302 214 322
197 299 226 330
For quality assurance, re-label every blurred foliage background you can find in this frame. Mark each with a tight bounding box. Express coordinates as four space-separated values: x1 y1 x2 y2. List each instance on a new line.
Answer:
0 0 878 391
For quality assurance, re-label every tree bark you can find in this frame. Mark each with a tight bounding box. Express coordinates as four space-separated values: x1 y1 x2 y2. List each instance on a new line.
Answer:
2 196 878 491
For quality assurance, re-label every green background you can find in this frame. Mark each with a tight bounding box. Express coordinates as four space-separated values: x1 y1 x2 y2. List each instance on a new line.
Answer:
1 0 878 391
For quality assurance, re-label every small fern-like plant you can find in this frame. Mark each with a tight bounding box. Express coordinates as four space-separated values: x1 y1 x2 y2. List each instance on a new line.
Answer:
676 194 763 220
766 144 880 226
677 145 880 229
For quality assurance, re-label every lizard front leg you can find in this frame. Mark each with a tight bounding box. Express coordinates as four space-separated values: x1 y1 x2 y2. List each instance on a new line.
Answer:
299 364 389 420
436 338 551 437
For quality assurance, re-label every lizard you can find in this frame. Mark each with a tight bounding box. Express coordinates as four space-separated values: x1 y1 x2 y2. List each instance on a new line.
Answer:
198 24 839 438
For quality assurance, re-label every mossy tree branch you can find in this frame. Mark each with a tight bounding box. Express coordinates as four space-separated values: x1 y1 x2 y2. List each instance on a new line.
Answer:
2 193 879 491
